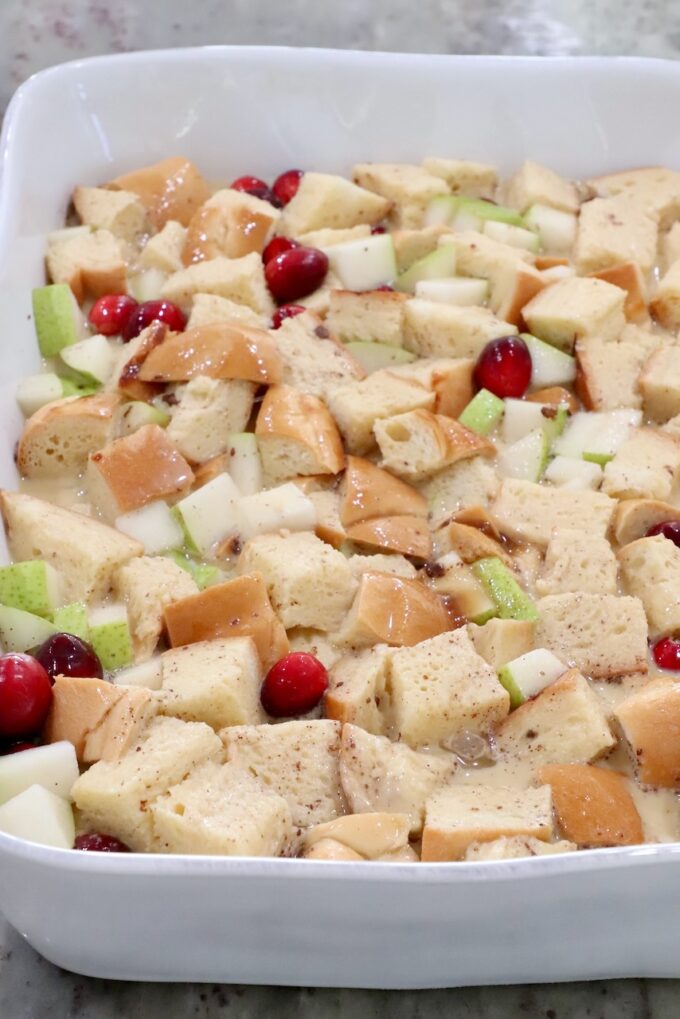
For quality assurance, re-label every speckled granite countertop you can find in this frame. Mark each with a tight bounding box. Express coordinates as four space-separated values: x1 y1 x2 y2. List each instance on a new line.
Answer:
2 1 680 1015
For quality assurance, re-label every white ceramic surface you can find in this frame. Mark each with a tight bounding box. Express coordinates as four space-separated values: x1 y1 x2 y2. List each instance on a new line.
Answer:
1 47 680 987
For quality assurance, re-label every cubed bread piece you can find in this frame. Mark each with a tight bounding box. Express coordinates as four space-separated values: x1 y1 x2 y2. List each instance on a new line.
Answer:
374 409 493 482
221 719 345 827
602 428 680 501
575 194 658 276
295 271 343 316
303 838 363 861
186 292 265 329
421 784 553 861
337 572 452 649
339 455 427 526
339 723 455 835
256 385 344 481
287 628 342 671
71 715 222 851
161 253 274 315
465 836 577 860
326 371 434 455
107 157 210 228
535 594 649 679
664 414 680 438
278 172 390 235
618 534 680 637
587 166 680 228
138 322 281 384
614 677 680 788
305 489 346 549
468 618 535 668
536 528 618 596
297 225 372 247
661 222 680 270
163 573 288 670
503 160 578 214
576 334 654 411
325 645 392 734
159 637 264 729
17 393 120 479
538 764 643 847
389 357 475 418
420 457 500 529
403 298 517 359
114 320 168 402
87 424 194 520
422 158 497 198
151 761 293 856
432 519 514 570
352 163 448 228
73 186 147 241
347 554 417 580
612 498 680 546
639 343 680 422
139 220 187 273
522 277 626 351
167 376 256 462
492 479 616 548
303 811 410 859
46 228 127 304
182 189 279 263
0 491 141 603
113 555 199 661
345 515 432 560
326 289 407 347
388 628 510 747
274 311 364 400
237 532 356 632
588 262 648 323
451 229 534 275
494 669 615 766
391 225 452 272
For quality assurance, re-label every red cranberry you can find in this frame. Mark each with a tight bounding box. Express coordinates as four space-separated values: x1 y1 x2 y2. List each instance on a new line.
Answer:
265 246 328 304
0 740 39 755
262 236 299 265
646 521 680 549
272 169 303 207
0 654 52 739
231 175 269 193
652 637 680 671
260 652 328 718
375 284 394 292
75 833 131 853
371 225 387 235
88 294 138 336
474 336 532 398
271 304 306 329
122 299 187 342
35 633 103 681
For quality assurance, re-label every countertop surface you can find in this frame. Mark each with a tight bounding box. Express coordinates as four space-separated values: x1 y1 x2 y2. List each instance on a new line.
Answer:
2 0 680 1015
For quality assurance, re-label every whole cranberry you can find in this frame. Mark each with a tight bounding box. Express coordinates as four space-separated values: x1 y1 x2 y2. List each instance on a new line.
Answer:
265 246 328 304
646 521 680 549
0 654 52 740
371 225 387 235
375 284 394 292
260 652 328 718
271 304 306 329
474 336 532 398
231 175 269 194
35 633 103 681
272 169 303 207
88 294 138 336
122 299 187 342
75 833 131 853
262 236 299 265
652 637 680 671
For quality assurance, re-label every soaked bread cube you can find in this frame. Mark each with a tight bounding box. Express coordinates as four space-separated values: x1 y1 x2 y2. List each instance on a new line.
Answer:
536 528 618 597
492 479 616 548
602 428 680 501
538 764 643 847
618 534 680 637
17 393 120 479
113 556 199 661
615 677 680 788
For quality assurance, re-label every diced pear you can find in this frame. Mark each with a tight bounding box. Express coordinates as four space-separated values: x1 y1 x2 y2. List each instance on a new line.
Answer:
454 197 526 228
543 455 603 491
53 602 90 641
472 557 539 622
60 334 116 386
415 277 490 306
0 561 62 618
344 342 417 374
428 553 496 624
554 409 642 459
227 433 263 496
0 784 75 849
395 244 457 294
458 388 505 436
525 204 577 255
497 648 567 709
0 605 58 653
324 234 397 292
582 451 613 466
88 604 134 671
0 741 79 805
112 657 163 690
16 374 63 417
483 221 540 252
497 428 550 482
115 500 184 555
115 400 170 437
235 483 316 541
31 283 86 357
423 195 460 226
522 333 576 388
173 473 241 556
502 398 567 444
128 267 168 303
165 551 223 590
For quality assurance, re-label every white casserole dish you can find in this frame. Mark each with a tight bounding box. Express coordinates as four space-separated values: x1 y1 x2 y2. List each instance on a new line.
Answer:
1 47 680 986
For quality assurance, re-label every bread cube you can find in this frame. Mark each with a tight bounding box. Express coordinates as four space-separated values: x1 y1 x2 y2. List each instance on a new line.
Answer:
661 222 680 270
347 554 417 581
139 220 187 273
602 428 680 501
432 519 514 570
345 515 432 560
503 160 578 214
278 172 390 235
113 555 199 660
451 228 534 275
612 498 680 546
468 618 535 668
237 532 356 632
352 162 448 228
403 298 517 359
339 723 455 835
422 157 497 198
303 838 363 861
287 628 342 671
389 357 475 418
575 194 658 276
587 166 680 228
151 761 293 856
71 716 222 851
389 628 509 747
297 225 372 247
576 334 655 411
46 228 127 304
536 528 618 597
339 455 427 527
538 763 643 846
73 186 147 242
639 343 680 422
326 289 407 347
337 572 451 649
182 189 279 263
114 320 169 402
325 645 392 734
391 225 452 272
186 292 265 329
274 311 364 400
0 491 141 603
420 457 500 528
421 784 553 861
256 385 344 482
17 393 120 479
465 836 576 860
588 262 648 323
166 376 255 463
326 371 434 455
87 424 194 520
303 812 411 860
522 277 626 351
535 594 648 679
161 253 274 315
615 677 680 788
618 534 680 637
138 323 282 386
374 409 493 482
492 479 616 548
221 719 345 827
108 156 210 228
